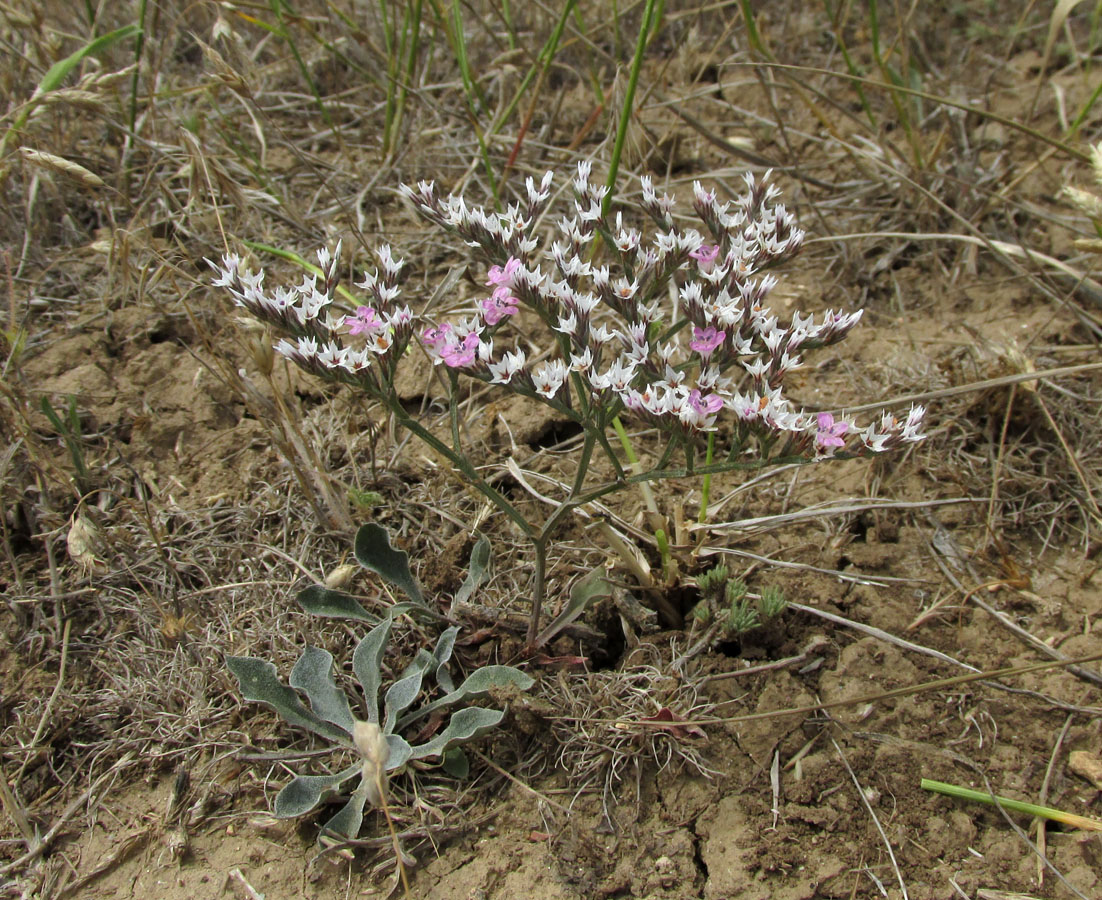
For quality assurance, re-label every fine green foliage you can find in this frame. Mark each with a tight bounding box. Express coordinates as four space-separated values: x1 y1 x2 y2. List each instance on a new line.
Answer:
39 395 90 496
227 527 533 842
691 564 786 644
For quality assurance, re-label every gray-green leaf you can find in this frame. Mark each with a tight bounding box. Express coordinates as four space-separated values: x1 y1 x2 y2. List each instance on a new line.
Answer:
431 626 459 693
227 656 350 745
442 747 469 778
296 585 377 622
453 536 490 607
383 668 426 734
289 647 355 733
273 763 360 818
354 523 424 604
385 734 413 771
408 707 505 760
397 664 533 729
535 570 612 646
352 619 393 725
319 775 372 840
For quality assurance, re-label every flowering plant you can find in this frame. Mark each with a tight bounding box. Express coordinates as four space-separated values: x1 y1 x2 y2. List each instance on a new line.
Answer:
211 162 925 644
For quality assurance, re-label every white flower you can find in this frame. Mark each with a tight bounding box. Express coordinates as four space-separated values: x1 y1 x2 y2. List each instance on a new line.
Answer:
569 347 593 372
743 358 770 380
488 349 526 384
317 341 346 368
532 360 568 399
590 324 617 345
554 311 578 336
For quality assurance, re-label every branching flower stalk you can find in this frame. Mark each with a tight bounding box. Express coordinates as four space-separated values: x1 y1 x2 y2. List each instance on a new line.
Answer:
210 163 925 645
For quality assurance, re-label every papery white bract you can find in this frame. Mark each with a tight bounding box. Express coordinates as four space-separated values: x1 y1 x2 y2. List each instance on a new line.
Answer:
213 162 925 464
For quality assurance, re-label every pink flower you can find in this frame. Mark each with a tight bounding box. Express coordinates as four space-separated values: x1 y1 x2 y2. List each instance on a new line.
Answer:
345 306 383 335
689 244 720 272
441 332 480 368
815 412 849 450
421 323 452 349
480 286 519 326
688 390 723 416
690 326 726 357
487 257 522 287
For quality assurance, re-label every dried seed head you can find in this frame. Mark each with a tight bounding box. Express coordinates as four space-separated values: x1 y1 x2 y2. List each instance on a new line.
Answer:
324 563 358 590
353 720 390 807
20 148 104 188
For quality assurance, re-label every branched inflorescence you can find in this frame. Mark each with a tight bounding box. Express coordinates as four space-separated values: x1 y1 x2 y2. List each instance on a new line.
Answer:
210 163 926 645
211 162 924 467
405 162 923 459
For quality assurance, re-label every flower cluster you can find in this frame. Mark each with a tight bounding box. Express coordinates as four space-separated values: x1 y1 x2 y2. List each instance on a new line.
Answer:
209 241 415 395
397 163 924 458
210 163 925 463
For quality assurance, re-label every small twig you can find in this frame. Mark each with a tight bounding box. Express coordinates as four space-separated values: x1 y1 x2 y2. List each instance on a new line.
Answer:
967 590 1102 689
27 617 72 751
228 867 265 900
974 770 1091 900
0 761 35 851
0 752 135 876
58 828 152 898
789 601 979 672
832 736 910 900
471 749 572 814
1035 714 1074 887
698 635 830 689
555 652 1102 733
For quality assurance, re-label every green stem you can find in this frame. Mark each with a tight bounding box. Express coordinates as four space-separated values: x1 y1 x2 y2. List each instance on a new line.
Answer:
698 432 715 524
603 0 661 217
128 0 147 137
527 539 547 645
654 528 670 579
611 416 658 514
387 400 534 539
492 0 576 133
527 431 597 644
447 370 462 454
920 779 1102 831
390 0 424 155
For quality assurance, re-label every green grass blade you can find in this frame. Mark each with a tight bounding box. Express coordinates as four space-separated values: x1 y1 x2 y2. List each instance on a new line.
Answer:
921 779 1102 831
603 0 661 215
37 24 141 96
268 0 333 127
240 240 358 305
128 0 147 135
1 23 141 162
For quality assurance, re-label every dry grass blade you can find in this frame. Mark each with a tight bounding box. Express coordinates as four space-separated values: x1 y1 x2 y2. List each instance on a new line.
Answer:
833 737 910 900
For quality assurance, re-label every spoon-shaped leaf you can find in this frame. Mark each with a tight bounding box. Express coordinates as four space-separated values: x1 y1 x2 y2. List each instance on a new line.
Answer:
431 626 460 693
385 733 413 771
453 536 490 607
273 763 360 818
407 707 505 760
296 585 377 622
227 656 350 745
352 618 393 724
289 647 355 733
383 668 427 734
319 773 373 840
397 664 533 730
354 523 423 603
